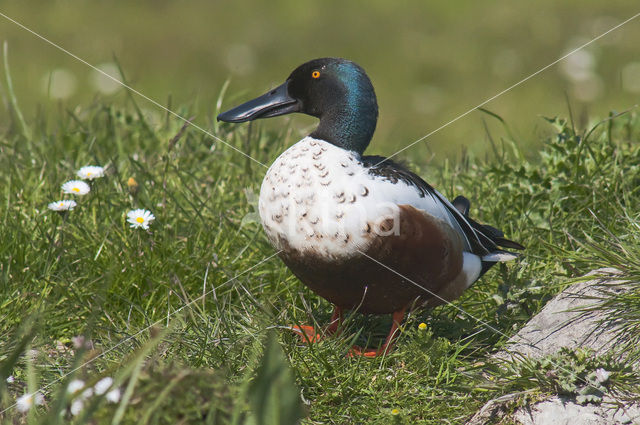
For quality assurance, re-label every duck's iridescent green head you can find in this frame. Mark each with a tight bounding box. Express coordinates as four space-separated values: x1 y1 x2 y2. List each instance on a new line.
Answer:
217 58 378 154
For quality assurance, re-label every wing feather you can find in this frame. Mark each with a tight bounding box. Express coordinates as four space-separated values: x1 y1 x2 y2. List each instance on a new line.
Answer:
360 156 523 256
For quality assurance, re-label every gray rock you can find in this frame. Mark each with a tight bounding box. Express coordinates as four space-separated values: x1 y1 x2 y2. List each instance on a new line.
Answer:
468 269 640 425
497 268 632 361
512 396 640 425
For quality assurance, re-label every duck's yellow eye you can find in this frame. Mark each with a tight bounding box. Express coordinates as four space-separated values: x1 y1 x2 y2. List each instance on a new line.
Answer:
311 70 320 79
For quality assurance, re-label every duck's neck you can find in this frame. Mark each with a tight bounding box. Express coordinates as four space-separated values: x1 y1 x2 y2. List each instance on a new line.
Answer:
311 107 376 154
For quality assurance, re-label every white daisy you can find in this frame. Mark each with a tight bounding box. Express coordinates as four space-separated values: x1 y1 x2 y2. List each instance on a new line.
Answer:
61 180 90 196
105 388 121 403
94 377 113 395
16 392 44 412
126 209 155 230
81 388 93 400
67 379 85 394
70 399 84 416
48 200 77 211
76 165 105 180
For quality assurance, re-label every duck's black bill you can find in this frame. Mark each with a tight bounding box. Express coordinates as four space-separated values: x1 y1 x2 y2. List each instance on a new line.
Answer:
217 81 299 123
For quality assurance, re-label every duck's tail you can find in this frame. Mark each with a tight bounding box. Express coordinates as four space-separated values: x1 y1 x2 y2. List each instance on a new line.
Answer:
452 195 524 276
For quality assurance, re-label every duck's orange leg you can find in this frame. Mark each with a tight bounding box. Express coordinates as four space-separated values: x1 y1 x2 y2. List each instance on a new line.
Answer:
290 306 344 344
326 306 344 335
289 324 322 343
348 307 407 358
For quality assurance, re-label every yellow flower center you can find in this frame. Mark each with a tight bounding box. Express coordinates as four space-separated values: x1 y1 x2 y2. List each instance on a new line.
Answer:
72 187 79 192
418 322 427 330
59 202 64 207
391 409 399 415
87 172 92 176
136 217 144 223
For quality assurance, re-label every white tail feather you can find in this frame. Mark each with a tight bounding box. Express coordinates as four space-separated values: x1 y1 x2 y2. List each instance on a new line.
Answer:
482 251 518 262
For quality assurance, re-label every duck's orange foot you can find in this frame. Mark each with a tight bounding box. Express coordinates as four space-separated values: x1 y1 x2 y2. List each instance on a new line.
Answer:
288 325 322 344
347 346 390 358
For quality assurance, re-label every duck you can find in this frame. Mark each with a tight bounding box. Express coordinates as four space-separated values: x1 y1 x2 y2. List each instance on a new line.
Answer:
218 57 523 357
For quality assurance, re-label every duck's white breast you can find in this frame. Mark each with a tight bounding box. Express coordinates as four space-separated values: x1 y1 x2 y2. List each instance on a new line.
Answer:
258 137 461 259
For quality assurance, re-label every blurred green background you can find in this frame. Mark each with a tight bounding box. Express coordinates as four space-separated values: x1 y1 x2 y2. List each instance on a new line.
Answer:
1 0 639 158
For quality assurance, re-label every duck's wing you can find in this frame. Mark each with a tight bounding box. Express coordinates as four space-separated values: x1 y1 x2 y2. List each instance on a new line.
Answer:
360 156 524 258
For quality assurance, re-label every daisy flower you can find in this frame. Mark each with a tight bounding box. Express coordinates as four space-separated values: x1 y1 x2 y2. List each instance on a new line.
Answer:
67 379 85 394
48 200 77 212
126 209 155 230
16 392 44 412
76 165 105 180
61 180 90 196
418 322 427 331
94 377 113 395
105 388 121 403
70 399 84 416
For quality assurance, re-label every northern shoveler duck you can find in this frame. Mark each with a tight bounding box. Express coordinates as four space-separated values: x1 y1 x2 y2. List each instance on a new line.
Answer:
218 58 523 357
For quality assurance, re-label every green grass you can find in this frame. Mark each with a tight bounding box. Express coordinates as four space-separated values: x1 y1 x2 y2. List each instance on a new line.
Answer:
1 76 640 423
